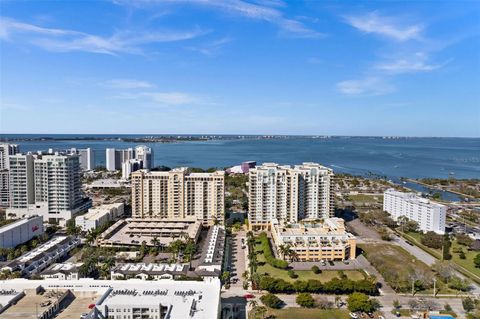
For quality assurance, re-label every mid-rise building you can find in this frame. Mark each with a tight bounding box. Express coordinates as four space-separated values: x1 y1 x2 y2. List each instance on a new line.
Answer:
248 162 334 230
383 189 446 234
131 168 225 225
0 216 44 249
271 217 356 261
75 202 124 232
7 152 91 226
68 147 95 170
0 144 19 208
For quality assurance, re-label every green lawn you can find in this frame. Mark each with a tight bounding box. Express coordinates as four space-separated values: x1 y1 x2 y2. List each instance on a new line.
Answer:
346 194 383 203
404 232 480 281
255 243 365 282
266 308 350 319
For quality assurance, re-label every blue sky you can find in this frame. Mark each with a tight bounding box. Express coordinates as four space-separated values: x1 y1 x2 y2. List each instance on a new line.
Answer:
0 0 479 137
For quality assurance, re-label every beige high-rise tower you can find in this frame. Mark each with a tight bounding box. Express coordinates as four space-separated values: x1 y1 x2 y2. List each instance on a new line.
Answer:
248 162 334 230
131 168 225 225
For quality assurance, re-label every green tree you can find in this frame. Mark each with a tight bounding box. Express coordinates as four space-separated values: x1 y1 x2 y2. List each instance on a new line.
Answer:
474 254 480 268
296 293 315 308
311 265 321 274
260 293 283 309
347 292 378 313
463 297 475 313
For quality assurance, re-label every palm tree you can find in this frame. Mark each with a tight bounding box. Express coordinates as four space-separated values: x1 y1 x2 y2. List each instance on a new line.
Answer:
85 230 96 246
248 299 258 309
278 244 291 261
241 270 250 281
288 249 299 262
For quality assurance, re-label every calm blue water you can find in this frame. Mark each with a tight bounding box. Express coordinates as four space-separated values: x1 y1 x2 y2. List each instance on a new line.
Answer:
1 135 479 179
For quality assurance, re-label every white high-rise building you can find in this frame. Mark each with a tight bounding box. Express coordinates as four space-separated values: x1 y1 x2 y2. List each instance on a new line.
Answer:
383 188 446 234
248 162 334 230
69 148 94 170
7 152 90 225
0 143 19 170
106 148 135 171
131 168 225 225
135 145 153 169
122 158 143 180
0 144 19 208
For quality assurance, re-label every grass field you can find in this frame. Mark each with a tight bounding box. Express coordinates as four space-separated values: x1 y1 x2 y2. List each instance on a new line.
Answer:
404 232 480 281
264 308 350 319
346 194 383 203
359 243 458 294
255 243 365 282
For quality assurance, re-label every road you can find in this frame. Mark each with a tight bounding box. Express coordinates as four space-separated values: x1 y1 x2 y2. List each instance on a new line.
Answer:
392 234 480 296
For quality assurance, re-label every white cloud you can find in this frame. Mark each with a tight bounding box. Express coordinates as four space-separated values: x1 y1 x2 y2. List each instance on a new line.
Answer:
114 91 202 106
375 52 447 74
344 12 422 41
142 92 199 105
337 77 395 96
188 37 232 56
104 79 154 89
115 0 323 38
0 17 206 55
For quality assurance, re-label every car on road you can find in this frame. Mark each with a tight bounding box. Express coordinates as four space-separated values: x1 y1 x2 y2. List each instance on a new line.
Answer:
405 241 414 246
244 294 255 299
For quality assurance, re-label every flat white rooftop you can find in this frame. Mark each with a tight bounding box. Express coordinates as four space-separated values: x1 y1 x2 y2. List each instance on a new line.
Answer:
0 278 221 319
0 216 42 234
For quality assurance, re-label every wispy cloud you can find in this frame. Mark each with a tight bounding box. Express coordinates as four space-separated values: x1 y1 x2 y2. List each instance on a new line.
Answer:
0 17 206 55
104 79 154 89
337 77 395 96
344 12 422 41
114 91 202 106
115 0 323 39
375 52 448 74
142 92 199 105
188 37 232 56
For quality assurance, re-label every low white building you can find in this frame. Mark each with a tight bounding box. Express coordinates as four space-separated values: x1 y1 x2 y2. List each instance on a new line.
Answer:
383 188 446 234
110 263 188 280
40 262 83 280
0 277 221 319
0 216 44 249
197 225 225 273
75 202 124 232
1 236 80 277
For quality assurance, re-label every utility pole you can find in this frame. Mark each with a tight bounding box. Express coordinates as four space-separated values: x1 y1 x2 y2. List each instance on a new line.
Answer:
433 278 437 297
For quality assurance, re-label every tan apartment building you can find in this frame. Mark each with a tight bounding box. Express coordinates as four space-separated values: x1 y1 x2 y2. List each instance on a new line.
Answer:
248 162 334 230
271 218 356 261
131 168 225 225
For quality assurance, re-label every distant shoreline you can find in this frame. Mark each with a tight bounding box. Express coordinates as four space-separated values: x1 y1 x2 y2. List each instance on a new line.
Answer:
1 135 478 143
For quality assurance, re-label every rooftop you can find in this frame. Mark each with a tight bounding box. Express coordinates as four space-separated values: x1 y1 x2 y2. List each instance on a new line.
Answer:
0 216 42 233
0 278 221 319
79 202 124 220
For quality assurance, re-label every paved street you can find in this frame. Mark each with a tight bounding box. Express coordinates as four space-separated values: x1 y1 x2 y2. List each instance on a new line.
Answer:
392 234 480 296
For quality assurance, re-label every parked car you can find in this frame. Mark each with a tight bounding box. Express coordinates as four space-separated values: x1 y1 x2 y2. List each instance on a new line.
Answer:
349 312 359 319
244 294 255 299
